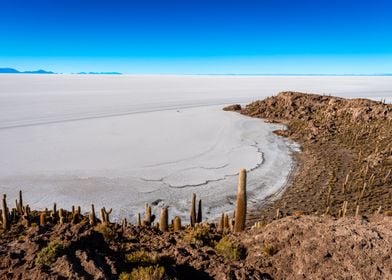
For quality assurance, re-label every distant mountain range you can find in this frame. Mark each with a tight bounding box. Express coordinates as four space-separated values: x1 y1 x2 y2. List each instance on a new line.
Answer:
0 68 55 74
0 68 123 75
76 71 122 75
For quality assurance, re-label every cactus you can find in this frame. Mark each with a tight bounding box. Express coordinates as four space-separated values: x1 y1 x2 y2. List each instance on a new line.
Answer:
234 169 247 232
10 208 17 223
89 204 97 226
355 205 360 217
2 194 9 230
40 212 46 226
341 201 348 217
50 203 57 224
77 206 81 215
190 193 196 227
276 208 281 220
21 205 31 227
197 199 202 223
137 213 141 226
59 208 66 224
121 218 128 229
159 208 168 232
223 213 230 230
17 190 23 215
217 213 224 233
173 216 181 231
145 204 152 225
100 207 112 225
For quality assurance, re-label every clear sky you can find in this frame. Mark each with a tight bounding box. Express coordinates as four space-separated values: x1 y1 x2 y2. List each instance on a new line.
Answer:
1 0 392 74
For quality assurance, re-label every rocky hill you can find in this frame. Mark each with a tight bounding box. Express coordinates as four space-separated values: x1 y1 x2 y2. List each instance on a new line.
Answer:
230 92 392 222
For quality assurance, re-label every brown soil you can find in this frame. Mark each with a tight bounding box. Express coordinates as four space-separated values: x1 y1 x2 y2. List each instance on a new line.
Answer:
228 91 392 223
1 213 391 279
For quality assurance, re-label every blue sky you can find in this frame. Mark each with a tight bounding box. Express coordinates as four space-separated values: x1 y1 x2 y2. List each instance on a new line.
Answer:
1 0 392 74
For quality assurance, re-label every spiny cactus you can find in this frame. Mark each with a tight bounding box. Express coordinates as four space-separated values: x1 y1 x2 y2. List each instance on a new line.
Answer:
137 213 141 226
217 213 224 233
77 206 81 215
223 213 230 231
190 193 196 227
40 212 46 226
197 199 202 223
100 207 113 225
21 205 31 227
59 208 66 224
341 201 348 217
145 204 152 226
89 204 97 226
159 207 168 232
234 169 247 232
10 208 17 223
2 194 9 230
276 208 281 220
17 190 23 215
173 216 181 231
50 203 57 224
355 205 360 217
121 218 128 230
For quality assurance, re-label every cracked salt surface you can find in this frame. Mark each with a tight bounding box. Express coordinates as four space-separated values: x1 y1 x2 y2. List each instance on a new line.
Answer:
1 75 390 223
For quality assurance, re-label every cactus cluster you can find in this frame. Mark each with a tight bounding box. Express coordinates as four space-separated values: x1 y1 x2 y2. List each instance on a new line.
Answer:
0 169 250 234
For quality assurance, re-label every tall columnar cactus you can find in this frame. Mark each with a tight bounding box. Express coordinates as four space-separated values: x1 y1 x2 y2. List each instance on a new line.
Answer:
40 212 46 226
234 169 247 233
145 204 152 225
21 205 31 227
223 213 230 231
121 218 128 230
89 204 97 226
77 206 81 215
218 213 224 233
197 199 202 223
18 190 23 215
190 193 196 226
59 208 66 224
137 213 141 226
2 194 9 230
100 207 113 225
159 207 169 232
51 203 57 223
173 216 182 231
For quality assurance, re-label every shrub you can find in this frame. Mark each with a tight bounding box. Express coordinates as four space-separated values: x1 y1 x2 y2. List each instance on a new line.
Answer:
183 224 215 247
94 223 116 241
125 250 159 265
119 265 165 280
35 241 65 266
215 236 246 260
262 243 277 256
